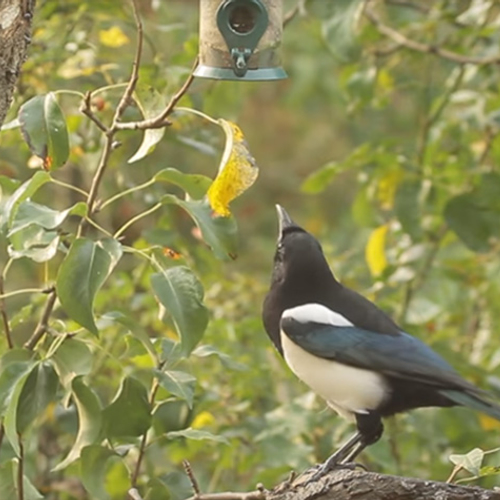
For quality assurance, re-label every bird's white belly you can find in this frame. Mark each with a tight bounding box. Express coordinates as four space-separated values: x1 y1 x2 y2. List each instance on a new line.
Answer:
281 331 388 420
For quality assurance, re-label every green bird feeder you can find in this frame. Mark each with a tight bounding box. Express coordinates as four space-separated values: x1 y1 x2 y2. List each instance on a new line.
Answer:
195 0 287 81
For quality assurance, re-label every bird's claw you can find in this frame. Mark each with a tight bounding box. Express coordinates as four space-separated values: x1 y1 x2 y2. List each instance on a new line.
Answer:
295 461 367 486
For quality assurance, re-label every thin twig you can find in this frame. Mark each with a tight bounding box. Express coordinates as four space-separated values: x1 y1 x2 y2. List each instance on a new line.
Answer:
184 491 266 500
131 378 160 487
17 436 24 500
79 91 109 133
0 276 13 349
183 460 201 496
113 0 143 124
24 288 57 350
114 56 199 131
364 4 500 66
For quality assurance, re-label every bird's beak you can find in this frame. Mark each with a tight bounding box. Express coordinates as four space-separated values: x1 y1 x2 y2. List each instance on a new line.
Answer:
276 205 295 236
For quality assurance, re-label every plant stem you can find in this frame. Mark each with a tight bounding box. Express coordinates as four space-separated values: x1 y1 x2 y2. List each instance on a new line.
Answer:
131 378 160 487
17 436 24 500
0 276 13 349
24 289 57 350
113 203 162 240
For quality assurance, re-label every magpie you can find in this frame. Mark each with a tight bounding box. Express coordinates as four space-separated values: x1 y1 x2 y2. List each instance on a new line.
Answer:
262 205 500 476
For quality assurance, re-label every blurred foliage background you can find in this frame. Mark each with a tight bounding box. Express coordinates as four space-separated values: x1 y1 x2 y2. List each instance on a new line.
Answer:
1 0 500 498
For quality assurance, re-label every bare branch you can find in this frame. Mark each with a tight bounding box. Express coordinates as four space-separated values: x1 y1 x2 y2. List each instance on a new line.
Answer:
184 491 266 500
131 378 160 487
113 56 199 132
79 91 109 133
113 0 143 124
0 276 13 349
183 460 201 496
364 4 500 66
24 288 57 350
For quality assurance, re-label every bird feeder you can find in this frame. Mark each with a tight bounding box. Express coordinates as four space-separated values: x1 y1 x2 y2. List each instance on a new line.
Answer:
194 0 287 81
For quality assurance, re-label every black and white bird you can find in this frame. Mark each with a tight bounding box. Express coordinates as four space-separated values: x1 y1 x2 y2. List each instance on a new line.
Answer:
262 205 500 476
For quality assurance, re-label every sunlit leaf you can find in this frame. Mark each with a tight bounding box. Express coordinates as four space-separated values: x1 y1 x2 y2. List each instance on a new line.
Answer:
156 369 196 408
161 196 238 260
166 427 229 444
53 376 102 471
207 120 258 217
129 86 167 163
56 238 117 335
154 168 212 200
450 447 484 476
19 93 70 170
365 225 388 276
151 266 209 356
9 200 86 236
4 171 51 226
8 225 60 263
102 376 151 438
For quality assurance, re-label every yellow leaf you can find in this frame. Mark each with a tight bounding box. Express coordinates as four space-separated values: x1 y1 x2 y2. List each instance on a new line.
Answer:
366 225 388 276
479 413 500 431
207 120 258 217
191 411 215 429
377 170 402 210
99 26 129 48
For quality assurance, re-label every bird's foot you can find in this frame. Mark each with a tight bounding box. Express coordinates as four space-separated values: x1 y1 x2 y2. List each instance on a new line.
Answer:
295 461 366 486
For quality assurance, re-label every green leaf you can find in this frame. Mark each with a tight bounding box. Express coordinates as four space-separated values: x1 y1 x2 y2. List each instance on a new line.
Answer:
156 370 196 408
151 266 209 355
128 86 167 163
0 459 43 500
444 192 500 252
155 168 212 200
105 311 158 364
192 344 247 371
8 225 60 263
56 238 114 335
16 361 58 434
53 376 102 471
8 200 87 236
3 370 32 456
144 478 172 500
166 427 228 444
153 399 191 434
51 337 93 387
4 171 51 226
81 445 118 500
19 92 70 170
301 162 342 194
0 350 34 415
161 196 238 260
102 376 151 439
450 447 484 476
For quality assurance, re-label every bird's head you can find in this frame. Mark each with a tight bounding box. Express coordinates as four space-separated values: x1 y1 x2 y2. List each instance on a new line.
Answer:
271 205 335 286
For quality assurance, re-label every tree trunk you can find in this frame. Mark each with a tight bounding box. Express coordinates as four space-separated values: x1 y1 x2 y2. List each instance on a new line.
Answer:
0 0 35 128
268 468 500 500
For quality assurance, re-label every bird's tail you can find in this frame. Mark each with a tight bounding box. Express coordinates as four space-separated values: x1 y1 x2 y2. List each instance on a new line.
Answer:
440 389 500 421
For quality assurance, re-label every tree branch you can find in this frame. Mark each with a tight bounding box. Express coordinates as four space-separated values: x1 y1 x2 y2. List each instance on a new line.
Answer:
267 468 500 500
364 4 500 66
0 276 13 349
24 288 57 350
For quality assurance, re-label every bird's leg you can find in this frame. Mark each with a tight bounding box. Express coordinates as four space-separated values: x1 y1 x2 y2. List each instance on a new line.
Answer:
307 412 384 482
